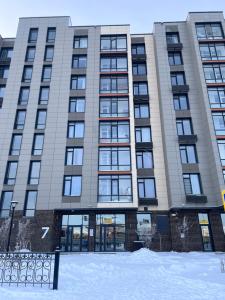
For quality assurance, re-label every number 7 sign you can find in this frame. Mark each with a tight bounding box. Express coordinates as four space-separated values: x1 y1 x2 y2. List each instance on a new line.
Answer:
41 227 49 239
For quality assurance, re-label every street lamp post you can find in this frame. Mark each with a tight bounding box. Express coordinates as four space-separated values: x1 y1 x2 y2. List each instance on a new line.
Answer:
6 200 18 252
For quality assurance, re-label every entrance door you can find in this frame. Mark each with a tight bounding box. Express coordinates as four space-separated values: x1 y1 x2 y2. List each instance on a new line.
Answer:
102 225 115 251
200 225 213 251
67 226 82 252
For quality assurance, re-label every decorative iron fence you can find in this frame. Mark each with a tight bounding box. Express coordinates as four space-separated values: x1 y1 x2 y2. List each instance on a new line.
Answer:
0 250 60 289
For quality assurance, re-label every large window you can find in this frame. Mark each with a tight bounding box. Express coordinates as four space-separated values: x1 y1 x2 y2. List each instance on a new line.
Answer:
176 119 193 135
39 87 49 105
183 173 202 195
138 178 156 199
199 43 225 60
134 104 150 118
100 76 128 94
42 66 52 82
99 121 130 143
74 36 88 49
28 161 41 185
166 32 179 44
98 147 131 171
173 94 189 110
32 134 44 155
132 63 147 75
67 122 84 138
98 175 132 202
72 55 87 68
63 176 82 196
0 191 13 217
135 127 151 143
0 86 5 98
171 72 185 85
46 27 56 43
100 57 127 72
136 151 153 168
179 145 197 164
101 35 127 51
69 98 85 113
22 66 33 83
10 134 22 156
217 140 225 166
28 28 38 43
18 87 30 105
44 46 54 62
65 148 83 165
0 48 13 59
137 213 151 240
35 110 47 129
208 87 225 108
99 97 128 117
196 23 223 40
14 110 26 129
4 161 18 185
24 191 37 217
25 46 36 62
131 44 145 55
0 66 9 79
71 76 86 90
203 64 225 83
168 52 182 65
133 82 148 96
212 112 225 135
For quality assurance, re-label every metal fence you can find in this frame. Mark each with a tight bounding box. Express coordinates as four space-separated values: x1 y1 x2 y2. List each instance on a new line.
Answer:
0 250 60 289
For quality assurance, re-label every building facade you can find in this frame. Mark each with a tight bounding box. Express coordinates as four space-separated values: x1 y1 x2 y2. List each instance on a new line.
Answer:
0 11 225 252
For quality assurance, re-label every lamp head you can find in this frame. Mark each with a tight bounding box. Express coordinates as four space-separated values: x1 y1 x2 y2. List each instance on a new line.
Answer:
11 200 18 209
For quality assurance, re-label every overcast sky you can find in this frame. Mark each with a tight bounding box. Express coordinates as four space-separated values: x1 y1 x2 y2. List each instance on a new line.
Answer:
0 0 225 37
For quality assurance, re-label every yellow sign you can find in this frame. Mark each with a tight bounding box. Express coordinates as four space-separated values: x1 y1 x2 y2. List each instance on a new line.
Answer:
221 190 225 211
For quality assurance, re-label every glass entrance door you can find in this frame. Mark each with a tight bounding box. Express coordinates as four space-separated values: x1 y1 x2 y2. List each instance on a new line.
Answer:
66 225 89 252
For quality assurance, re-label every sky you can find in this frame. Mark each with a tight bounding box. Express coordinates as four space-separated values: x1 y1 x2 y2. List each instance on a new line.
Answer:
0 0 225 37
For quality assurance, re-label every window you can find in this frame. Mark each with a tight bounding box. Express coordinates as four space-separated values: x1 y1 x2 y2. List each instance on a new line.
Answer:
100 57 127 72
100 76 128 94
131 44 145 55
168 52 182 65
24 191 37 217
212 112 225 135
208 87 225 108
4 161 18 185
28 28 38 43
134 104 150 118
98 175 132 202
74 36 88 48
137 213 151 239
203 64 225 83
166 33 179 44
173 94 189 110
101 35 127 51
199 43 225 60
71 76 86 90
35 110 47 129
0 85 5 98
223 170 225 182
28 161 41 185
221 214 225 234
183 174 202 195
63 176 82 196
138 178 156 198
132 63 147 75
18 87 30 105
196 23 223 40
99 147 131 171
46 27 56 43
171 72 185 85
176 119 193 135
39 87 49 105
0 191 13 217
217 140 225 166
99 97 129 117
133 82 148 95
25 46 36 62
44 46 54 62
42 66 52 82
67 122 84 138
0 48 13 59
10 134 22 156
22 66 33 83
14 110 26 129
136 151 153 168
65 147 83 165
179 145 197 164
99 121 130 143
32 134 44 155
72 55 87 68
0 66 9 79
135 127 151 143
69 98 85 112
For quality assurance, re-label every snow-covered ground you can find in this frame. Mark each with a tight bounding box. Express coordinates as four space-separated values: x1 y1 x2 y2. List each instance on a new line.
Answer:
1 249 225 300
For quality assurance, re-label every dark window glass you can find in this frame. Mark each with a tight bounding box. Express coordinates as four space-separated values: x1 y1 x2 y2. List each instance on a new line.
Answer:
14 110 26 129
35 110 47 129
134 104 150 118
10 134 22 155
65 148 83 165
0 85 5 98
0 191 13 217
18 87 30 105
71 76 86 90
212 112 225 135
100 57 127 72
200 43 225 60
67 122 85 138
101 35 127 51
173 94 189 110
183 174 202 195
133 82 148 95
72 55 87 68
22 66 33 83
132 63 147 75
196 23 223 40
39 87 49 105
47 27 56 43
63 176 82 196
179 145 197 164
208 87 225 108
131 44 145 55
100 97 129 117
100 76 128 94
32 134 44 155
99 121 130 143
138 178 156 198
217 140 225 166
135 127 151 142
168 52 182 65
42 66 52 82
24 191 37 217
25 46 36 62
28 28 38 43
44 46 54 62
203 64 225 83
166 33 179 44
99 147 131 171
176 119 193 135
69 98 85 112
136 151 153 168
171 72 185 85
0 48 13 59
4 161 18 185
0 66 9 79
74 36 88 48
28 161 41 185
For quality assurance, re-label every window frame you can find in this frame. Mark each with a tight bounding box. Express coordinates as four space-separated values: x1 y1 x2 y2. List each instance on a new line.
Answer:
39 86 50 105
22 66 33 83
4 161 18 185
179 145 198 164
73 36 88 49
176 118 193 136
99 121 130 143
24 190 37 217
35 110 47 130
134 103 150 118
137 178 156 199
196 23 224 40
9 134 23 156
133 82 148 96
65 147 84 166
183 173 203 195
99 97 129 117
67 121 85 139
135 126 151 143
100 76 128 94
18 87 30 105
0 191 13 218
44 46 54 62
100 35 127 52
136 151 153 169
28 161 41 185
14 110 26 130
28 28 38 43
63 175 82 196
173 94 189 110
71 75 86 90
46 27 56 43
98 147 131 171
41 65 52 82
32 134 44 155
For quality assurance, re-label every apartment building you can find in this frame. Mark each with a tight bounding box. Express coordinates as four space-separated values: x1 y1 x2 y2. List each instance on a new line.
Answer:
0 11 225 252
